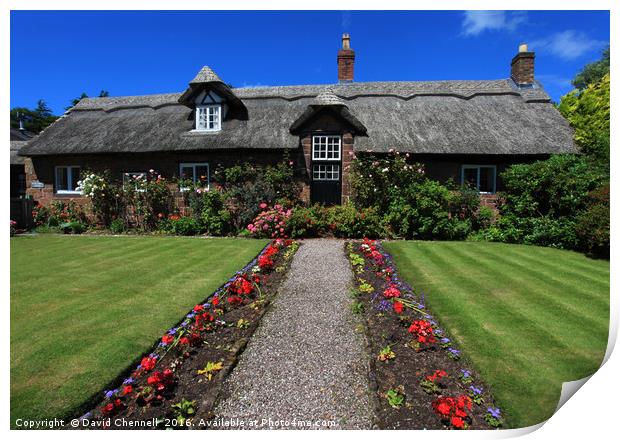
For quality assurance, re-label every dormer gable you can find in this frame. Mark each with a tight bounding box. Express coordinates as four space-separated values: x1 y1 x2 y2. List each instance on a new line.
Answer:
179 65 248 131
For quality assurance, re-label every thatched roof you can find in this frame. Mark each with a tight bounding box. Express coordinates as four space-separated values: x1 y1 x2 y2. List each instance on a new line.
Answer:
20 76 576 157
11 141 27 165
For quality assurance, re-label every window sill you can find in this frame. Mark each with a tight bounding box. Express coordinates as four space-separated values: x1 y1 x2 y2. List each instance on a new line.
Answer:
55 191 82 196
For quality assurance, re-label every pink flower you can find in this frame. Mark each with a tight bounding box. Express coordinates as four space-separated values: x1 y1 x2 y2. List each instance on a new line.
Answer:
259 203 267 210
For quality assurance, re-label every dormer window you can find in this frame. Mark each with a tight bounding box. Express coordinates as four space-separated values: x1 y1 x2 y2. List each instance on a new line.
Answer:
196 105 221 131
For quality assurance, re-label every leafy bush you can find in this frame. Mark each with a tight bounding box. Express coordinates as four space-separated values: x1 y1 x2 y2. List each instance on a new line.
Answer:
287 204 329 238
325 204 386 238
124 170 173 230
161 215 203 236
385 180 473 240
574 185 609 258
110 218 126 234
185 188 232 236
60 221 86 234
78 170 125 226
351 152 425 212
32 200 89 228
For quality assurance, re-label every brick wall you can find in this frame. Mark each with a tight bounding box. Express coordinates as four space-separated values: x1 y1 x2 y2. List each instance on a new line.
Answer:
510 52 535 85
25 149 308 207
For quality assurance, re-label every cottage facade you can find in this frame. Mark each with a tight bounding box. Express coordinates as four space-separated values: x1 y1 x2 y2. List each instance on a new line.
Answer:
19 35 576 207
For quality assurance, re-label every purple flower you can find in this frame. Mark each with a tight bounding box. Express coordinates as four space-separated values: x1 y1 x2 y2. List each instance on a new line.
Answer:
79 412 92 421
448 348 460 356
104 390 115 399
123 378 134 385
487 407 501 418
186 312 196 319
469 386 483 395
440 337 451 344
168 328 177 335
376 299 392 312
460 369 471 378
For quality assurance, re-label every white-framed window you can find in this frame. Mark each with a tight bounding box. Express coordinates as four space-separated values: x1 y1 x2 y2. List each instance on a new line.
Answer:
196 105 221 131
55 166 81 194
461 165 497 194
313 164 340 181
179 163 210 187
312 135 341 160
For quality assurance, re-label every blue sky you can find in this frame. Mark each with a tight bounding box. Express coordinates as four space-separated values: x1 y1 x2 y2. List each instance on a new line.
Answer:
11 10 609 114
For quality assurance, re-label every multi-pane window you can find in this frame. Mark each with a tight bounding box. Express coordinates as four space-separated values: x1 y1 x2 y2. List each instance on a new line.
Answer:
313 164 340 181
55 166 81 194
462 165 496 194
312 135 341 160
180 163 210 187
196 105 221 131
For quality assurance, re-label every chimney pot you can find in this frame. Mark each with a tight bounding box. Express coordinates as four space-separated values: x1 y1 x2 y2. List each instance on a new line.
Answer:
519 43 528 53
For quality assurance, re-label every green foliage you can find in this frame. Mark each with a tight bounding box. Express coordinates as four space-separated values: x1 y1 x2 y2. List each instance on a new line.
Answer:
110 218 126 234
185 188 232 236
171 399 195 426
79 170 125 226
32 200 89 228
10 100 58 134
385 386 406 408
478 155 607 254
287 204 329 238
558 74 610 161
385 180 475 240
60 221 86 234
574 185 609 258
326 204 386 238
351 152 425 212
161 216 203 236
351 300 364 314
572 46 609 90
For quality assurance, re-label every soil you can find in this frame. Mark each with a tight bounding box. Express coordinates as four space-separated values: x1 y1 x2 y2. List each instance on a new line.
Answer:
76 241 298 430
347 241 501 430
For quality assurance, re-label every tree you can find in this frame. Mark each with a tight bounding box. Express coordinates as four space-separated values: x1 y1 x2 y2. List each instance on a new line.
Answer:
572 46 609 90
66 90 110 110
558 74 610 162
10 99 58 134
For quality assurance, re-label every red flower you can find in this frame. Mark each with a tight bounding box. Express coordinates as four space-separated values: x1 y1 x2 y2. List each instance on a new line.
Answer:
102 403 114 414
393 301 404 314
140 356 156 371
193 304 204 312
147 372 162 386
161 334 174 344
123 385 133 395
451 417 464 429
258 254 274 270
383 285 401 298
179 337 190 345
435 402 451 416
211 296 219 306
408 320 437 346
227 295 243 305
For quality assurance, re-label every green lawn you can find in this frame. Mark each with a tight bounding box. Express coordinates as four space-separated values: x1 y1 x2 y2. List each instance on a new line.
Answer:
384 241 609 428
10 235 268 425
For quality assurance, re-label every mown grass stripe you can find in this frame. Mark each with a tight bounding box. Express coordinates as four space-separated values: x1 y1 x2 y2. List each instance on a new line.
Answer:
383 241 609 428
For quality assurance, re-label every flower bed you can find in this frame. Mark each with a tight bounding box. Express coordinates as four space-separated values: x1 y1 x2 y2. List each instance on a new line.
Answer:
78 239 299 429
347 239 503 430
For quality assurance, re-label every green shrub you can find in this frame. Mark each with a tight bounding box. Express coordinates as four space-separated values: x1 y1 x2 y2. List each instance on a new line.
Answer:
287 204 329 238
161 216 203 236
185 189 232 236
78 170 125 226
325 204 386 238
110 218 126 234
574 185 609 258
385 180 472 240
60 221 86 234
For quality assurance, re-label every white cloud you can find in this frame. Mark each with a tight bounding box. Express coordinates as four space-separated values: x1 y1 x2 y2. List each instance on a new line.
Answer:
341 11 352 30
531 30 606 60
462 11 526 36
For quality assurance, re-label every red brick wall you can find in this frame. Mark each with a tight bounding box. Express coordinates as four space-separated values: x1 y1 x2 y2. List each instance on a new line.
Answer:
25 149 308 207
337 49 355 82
511 52 535 85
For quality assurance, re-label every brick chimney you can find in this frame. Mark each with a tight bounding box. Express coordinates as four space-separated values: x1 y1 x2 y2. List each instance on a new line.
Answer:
511 43 535 86
337 33 355 83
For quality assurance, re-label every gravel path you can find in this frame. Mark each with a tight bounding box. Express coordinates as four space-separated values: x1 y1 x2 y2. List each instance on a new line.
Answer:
213 239 374 429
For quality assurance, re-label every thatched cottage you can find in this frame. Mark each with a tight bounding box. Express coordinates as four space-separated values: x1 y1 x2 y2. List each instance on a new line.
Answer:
19 35 576 206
